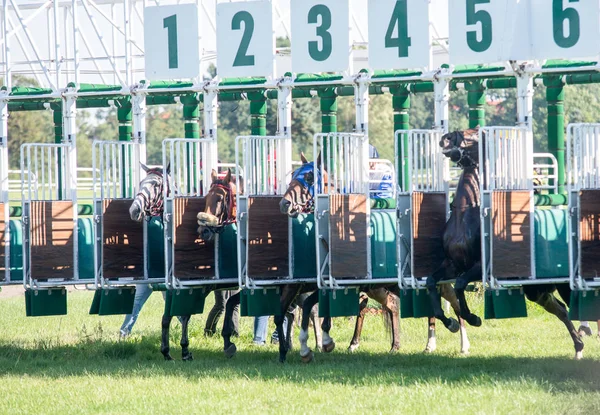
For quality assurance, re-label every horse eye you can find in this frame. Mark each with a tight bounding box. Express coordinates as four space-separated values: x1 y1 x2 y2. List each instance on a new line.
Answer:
305 173 314 185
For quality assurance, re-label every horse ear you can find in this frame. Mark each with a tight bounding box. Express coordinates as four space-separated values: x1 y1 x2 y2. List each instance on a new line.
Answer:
165 162 171 175
224 168 232 184
211 169 218 183
316 151 321 169
300 152 309 164
140 163 150 173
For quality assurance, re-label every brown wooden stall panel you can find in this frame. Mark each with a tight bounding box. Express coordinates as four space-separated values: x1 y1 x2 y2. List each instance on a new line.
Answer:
0 202 6 278
102 199 144 279
491 191 531 278
173 197 215 279
412 192 446 278
580 190 600 278
329 194 368 278
247 196 289 279
30 201 74 280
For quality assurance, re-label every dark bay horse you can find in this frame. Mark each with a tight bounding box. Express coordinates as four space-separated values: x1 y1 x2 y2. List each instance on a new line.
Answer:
280 153 470 360
429 128 584 359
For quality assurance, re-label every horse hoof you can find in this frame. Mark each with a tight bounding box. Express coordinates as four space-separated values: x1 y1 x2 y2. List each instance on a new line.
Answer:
163 354 174 361
389 346 400 354
323 340 336 353
578 325 593 337
466 314 482 327
301 350 314 363
348 344 359 353
445 318 460 333
575 350 583 360
224 344 237 359
461 349 470 355
182 353 194 362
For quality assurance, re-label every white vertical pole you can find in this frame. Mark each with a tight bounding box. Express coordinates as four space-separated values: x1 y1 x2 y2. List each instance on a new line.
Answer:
3 0 11 90
123 0 131 86
516 71 534 132
72 0 80 87
132 90 147 179
434 75 450 133
53 0 61 89
203 86 218 192
0 95 9 282
62 89 78 279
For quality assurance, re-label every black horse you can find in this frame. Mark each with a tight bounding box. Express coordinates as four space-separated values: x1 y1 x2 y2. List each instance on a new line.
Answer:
428 128 584 359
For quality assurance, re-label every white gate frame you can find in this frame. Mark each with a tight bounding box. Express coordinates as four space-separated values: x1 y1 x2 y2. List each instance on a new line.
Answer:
567 123 600 291
479 126 547 290
235 134 296 289
21 140 78 288
0 96 9 284
396 129 449 291
314 132 371 289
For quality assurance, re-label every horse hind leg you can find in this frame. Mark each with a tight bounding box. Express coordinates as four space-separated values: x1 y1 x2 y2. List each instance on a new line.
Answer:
440 284 470 354
300 291 319 362
454 264 483 328
426 262 460 333
161 314 174 361
221 291 241 358
180 315 193 361
348 293 369 353
276 285 301 363
525 288 584 360
367 288 401 353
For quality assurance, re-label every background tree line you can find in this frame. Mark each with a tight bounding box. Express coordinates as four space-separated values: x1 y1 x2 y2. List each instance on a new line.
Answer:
7 69 600 170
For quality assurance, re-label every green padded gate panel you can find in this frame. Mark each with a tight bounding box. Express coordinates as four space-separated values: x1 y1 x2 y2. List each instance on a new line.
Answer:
9 220 23 282
147 218 165 279
399 289 434 318
218 224 238 279
26 288 67 316
240 288 282 316
370 211 397 278
534 209 568 278
318 288 360 318
77 218 95 279
89 287 136 315
568 291 600 321
292 214 316 278
166 288 206 317
484 289 527 319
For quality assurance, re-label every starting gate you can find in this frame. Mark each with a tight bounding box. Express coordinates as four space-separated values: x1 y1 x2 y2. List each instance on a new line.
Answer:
162 138 238 289
314 132 371 289
0 134 8 284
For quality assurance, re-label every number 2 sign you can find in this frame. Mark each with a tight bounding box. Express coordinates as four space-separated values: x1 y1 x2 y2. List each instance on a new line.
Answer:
291 0 351 74
144 4 201 80
216 1 276 78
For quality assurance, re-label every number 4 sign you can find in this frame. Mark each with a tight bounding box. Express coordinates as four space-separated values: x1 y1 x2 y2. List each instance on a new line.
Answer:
368 0 431 71
144 4 201 80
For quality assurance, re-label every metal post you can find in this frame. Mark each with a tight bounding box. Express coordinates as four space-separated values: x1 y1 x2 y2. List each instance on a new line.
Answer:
466 80 486 129
434 77 449 133
391 84 410 190
182 94 201 190
545 75 565 194
516 72 534 132
354 72 370 136
0 95 8 282
203 88 218 190
319 88 337 164
62 89 77 202
118 100 133 197
277 77 293 138
248 91 267 136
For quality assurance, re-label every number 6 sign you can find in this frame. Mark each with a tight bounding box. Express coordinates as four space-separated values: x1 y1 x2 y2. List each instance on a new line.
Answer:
216 1 276 78
144 5 201 80
291 0 351 74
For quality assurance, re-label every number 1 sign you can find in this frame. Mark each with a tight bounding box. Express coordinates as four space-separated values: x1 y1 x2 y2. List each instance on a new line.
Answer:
368 0 431 71
216 1 276 78
144 4 201 80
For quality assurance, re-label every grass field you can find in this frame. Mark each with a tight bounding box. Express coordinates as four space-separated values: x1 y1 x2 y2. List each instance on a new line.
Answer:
0 288 599 415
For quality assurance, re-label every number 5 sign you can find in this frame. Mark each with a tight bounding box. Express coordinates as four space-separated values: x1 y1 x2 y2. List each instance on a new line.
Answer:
216 1 276 78
144 5 201 80
291 0 351 74
531 0 600 60
368 0 431 71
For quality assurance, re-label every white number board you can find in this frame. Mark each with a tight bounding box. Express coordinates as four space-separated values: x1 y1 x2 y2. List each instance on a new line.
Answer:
216 1 275 78
368 0 431 71
448 0 517 65
144 5 200 80
530 0 600 61
291 0 351 74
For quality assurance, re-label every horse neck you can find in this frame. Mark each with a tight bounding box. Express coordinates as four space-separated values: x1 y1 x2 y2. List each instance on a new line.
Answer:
452 166 480 210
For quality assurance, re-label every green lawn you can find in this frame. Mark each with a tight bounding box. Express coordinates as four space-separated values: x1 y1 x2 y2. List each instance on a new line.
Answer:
0 289 599 414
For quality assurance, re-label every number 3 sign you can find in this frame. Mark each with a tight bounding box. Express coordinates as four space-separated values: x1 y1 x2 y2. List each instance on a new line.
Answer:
144 4 201 80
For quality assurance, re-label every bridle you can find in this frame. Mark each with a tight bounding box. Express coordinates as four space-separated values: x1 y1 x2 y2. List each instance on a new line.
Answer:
288 162 322 214
443 132 479 169
203 180 236 234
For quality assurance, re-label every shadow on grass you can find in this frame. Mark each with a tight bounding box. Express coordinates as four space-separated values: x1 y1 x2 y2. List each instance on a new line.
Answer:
0 334 599 393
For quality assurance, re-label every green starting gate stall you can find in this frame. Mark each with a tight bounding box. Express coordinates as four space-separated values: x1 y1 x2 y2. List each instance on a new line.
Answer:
161 137 237 316
90 139 147 315
314 132 372 317
20 139 83 316
567 123 600 320
396 129 449 318
0 124 9 285
235 134 300 316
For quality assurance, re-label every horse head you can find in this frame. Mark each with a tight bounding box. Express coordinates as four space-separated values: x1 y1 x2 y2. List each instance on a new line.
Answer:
279 152 323 218
129 162 171 222
439 127 483 168
196 168 237 242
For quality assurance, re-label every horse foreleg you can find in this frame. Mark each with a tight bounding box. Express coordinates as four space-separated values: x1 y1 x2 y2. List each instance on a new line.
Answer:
426 261 459 333
321 316 335 353
424 317 437 353
180 315 193 361
161 314 174 361
221 291 241 358
348 293 369 353
310 302 323 351
440 284 470 354
276 285 301 363
525 288 584 360
454 263 482 327
300 291 319 362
